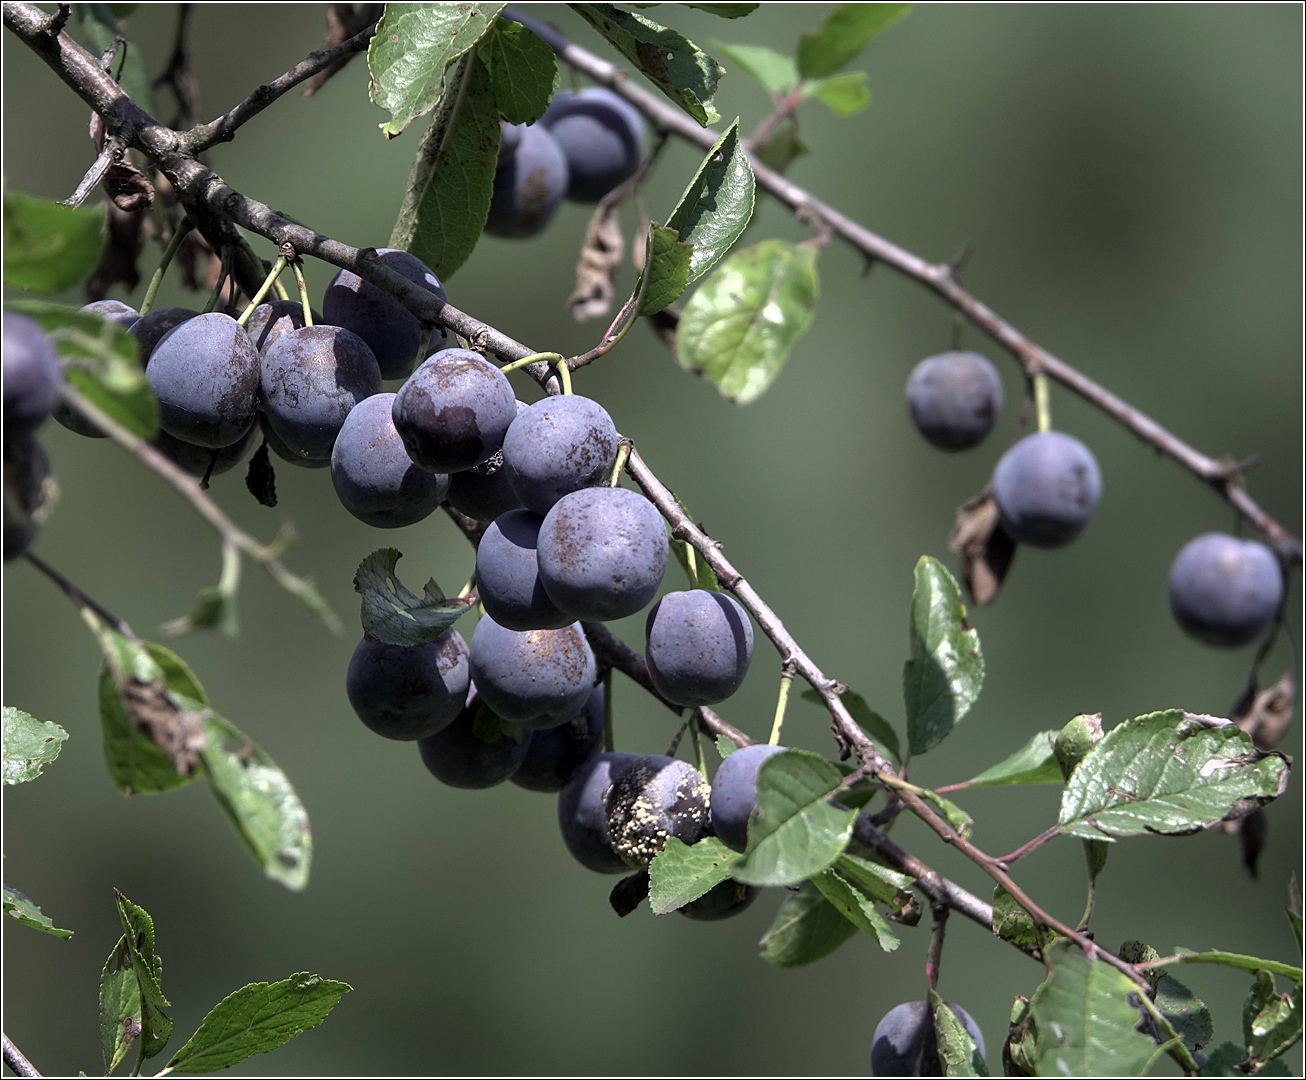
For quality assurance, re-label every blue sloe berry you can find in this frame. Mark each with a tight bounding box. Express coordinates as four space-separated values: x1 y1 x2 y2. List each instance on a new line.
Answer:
80 299 140 330
512 683 606 793
445 401 528 522
242 300 320 355
1169 532 1283 647
484 122 569 238
541 87 645 203
475 509 572 631
258 411 329 469
501 395 619 515
905 351 1004 450
147 312 260 448
346 629 470 741
330 392 448 528
130 307 198 363
709 743 785 853
678 879 760 921
468 614 596 729
417 683 532 789
3 435 51 561
152 423 259 479
646 590 754 707
604 754 710 869
391 349 517 474
3 313 62 438
871 1001 985 1077
537 486 668 622
557 751 642 873
991 431 1101 547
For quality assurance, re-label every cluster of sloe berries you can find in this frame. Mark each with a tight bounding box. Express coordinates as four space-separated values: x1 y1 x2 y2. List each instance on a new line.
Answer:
904 350 1284 648
486 88 645 239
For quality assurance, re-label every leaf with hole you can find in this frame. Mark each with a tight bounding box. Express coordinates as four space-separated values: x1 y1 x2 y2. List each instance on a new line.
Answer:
354 549 473 646
663 120 755 284
2 706 68 784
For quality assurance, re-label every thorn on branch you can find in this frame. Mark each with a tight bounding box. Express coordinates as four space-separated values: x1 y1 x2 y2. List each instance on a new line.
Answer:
42 3 72 41
948 241 975 277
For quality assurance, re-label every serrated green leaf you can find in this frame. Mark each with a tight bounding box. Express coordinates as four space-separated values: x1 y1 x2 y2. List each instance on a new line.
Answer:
3 191 105 293
930 988 989 1076
1029 940 1154 1076
834 853 914 908
800 688 899 763
677 239 817 405
991 885 1054 949
796 3 911 80
573 4 724 126
636 223 693 315
966 730 1062 788
648 836 741 914
480 19 558 124
710 41 797 95
715 735 737 759
1155 974 1213 1052
663 119 755 284
811 867 898 951
3 706 68 784
803 71 871 115
114 890 171 1060
1243 970 1302 1064
100 934 143 1072
354 549 473 646
903 556 984 756
6 298 157 437
201 714 312 892
74 4 156 115
733 749 856 886
1058 711 1291 841
162 972 350 1074
758 879 858 967
389 51 500 281
367 2 505 137
3 884 72 939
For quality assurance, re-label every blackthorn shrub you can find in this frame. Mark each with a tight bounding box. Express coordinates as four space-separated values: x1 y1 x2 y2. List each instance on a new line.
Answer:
540 87 646 203
484 122 569 238
330 392 448 528
511 683 606 793
417 684 532 789
468 615 596 728
871 1000 985 1077
603 755 710 869
345 630 471 741
147 312 261 448
990 430 1102 547
1169 532 1284 647
646 589 754 706
501 394 619 514
557 751 641 873
709 742 785 853
905 350 1004 450
474 509 572 631
3 312 62 436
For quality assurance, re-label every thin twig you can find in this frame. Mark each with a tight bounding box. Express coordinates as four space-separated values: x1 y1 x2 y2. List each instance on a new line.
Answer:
23 552 136 639
993 826 1062 868
62 138 115 207
925 901 950 990
2 1033 41 1078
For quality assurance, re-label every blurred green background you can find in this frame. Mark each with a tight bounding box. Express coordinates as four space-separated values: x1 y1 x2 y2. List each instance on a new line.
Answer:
3 4 1302 1076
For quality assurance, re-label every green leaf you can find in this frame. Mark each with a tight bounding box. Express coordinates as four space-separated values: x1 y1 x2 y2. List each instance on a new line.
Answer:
801 688 900 763
758 880 858 967
573 4 725 126
796 2 911 80
100 935 144 1072
636 224 693 315
1169 949 1303 983
3 884 72 939
3 191 105 293
1244 970 1302 1064
1058 711 1291 841
710 41 798 95
74 4 157 115
663 119 755 284
1200 1042 1255 1076
677 239 818 405
965 730 1062 788
6 299 157 437
811 867 898 951
920 788 974 839
3 706 68 784
715 735 737 759
930 988 989 1076
1154 973 1213 1052
353 549 473 646
733 749 856 886
683 3 759 16
162 972 351 1074
201 714 312 892
803 71 871 116
1288 879 1302 954
480 19 558 124
903 556 984 756
1029 940 1155 1076
752 115 809 175
834 853 916 914
115 890 171 1060
991 885 1054 949
367 2 506 138
647 836 741 914
389 52 501 281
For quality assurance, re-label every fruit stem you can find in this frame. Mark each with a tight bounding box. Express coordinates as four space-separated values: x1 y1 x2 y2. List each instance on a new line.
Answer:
768 665 795 745
272 276 290 301
235 254 288 327
499 351 563 375
691 711 708 778
1033 372 1051 434
603 667 614 753
608 440 632 487
292 259 313 326
139 219 193 316
203 244 234 313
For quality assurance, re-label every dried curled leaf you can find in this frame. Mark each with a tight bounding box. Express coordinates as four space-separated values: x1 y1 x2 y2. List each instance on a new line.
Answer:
103 161 154 213
303 4 384 97
118 677 208 776
87 200 151 300
948 491 1016 607
569 202 624 322
1233 671 1295 750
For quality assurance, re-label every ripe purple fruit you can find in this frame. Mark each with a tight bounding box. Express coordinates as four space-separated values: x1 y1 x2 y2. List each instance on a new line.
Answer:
242 300 319 355
258 411 329 469
557 751 641 873
540 87 646 203
260 324 383 461
475 510 572 631
1169 532 1283 647
152 424 259 479
709 743 785 853
391 349 517 474
417 684 532 789
604 755 710 869
905 351 1004 450
330 392 448 528
147 312 260 448
345 630 470 741
80 299 140 330
3 435 51 561
484 122 569 238
468 615 596 729
991 431 1101 547
646 590 754 707
322 248 450 380
678 879 760 921
3 313 62 437
871 1001 985 1077
511 683 606 793
130 306 198 363
501 395 619 515
445 401 528 522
